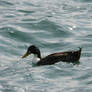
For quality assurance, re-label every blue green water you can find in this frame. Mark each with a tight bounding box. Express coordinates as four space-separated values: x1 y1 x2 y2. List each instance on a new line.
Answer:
0 0 92 92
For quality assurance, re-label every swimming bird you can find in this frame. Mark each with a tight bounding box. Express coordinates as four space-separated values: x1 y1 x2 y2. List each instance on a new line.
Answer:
22 45 82 66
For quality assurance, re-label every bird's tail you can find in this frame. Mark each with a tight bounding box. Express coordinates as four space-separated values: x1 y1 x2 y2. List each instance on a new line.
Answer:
78 47 82 52
77 47 82 61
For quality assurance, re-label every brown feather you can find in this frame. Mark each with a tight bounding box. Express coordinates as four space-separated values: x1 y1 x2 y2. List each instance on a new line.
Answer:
37 48 82 65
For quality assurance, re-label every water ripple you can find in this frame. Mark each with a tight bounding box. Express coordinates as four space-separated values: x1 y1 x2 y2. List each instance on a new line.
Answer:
0 0 92 92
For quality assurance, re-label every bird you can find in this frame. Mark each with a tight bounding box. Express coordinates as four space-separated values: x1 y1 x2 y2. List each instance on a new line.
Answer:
22 45 82 66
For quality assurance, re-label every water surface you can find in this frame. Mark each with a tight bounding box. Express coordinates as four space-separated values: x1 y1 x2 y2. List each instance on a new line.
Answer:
0 0 92 92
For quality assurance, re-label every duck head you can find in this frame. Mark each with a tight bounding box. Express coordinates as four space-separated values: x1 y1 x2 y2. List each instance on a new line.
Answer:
22 45 41 59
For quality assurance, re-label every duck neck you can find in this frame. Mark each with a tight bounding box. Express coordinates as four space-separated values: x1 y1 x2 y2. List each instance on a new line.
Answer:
36 50 41 59
38 53 41 59
32 54 41 64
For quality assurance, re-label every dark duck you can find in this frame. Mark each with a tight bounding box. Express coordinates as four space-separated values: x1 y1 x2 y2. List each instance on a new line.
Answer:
22 45 82 66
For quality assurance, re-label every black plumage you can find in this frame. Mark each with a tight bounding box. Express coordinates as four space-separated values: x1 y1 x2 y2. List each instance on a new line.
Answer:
22 45 82 66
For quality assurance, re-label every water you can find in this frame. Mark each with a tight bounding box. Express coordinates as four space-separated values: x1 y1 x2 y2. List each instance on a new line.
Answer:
0 0 92 92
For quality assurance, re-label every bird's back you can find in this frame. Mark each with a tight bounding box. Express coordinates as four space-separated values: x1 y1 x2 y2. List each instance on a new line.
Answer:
37 48 82 66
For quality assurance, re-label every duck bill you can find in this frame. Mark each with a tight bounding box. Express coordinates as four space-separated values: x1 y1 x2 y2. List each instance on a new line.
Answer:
22 52 31 58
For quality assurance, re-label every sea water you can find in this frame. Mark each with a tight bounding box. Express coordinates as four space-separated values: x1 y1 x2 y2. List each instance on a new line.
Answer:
0 0 92 92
